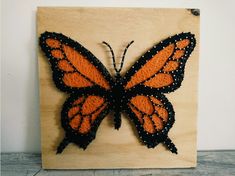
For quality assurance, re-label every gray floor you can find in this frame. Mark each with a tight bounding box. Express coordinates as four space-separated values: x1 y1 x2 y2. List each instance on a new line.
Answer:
1 151 235 176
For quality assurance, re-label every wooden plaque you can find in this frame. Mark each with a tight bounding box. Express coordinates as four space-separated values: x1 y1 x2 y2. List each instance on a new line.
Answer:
37 7 199 169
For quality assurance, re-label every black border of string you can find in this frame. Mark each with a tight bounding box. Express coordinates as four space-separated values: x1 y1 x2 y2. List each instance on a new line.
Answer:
39 32 196 154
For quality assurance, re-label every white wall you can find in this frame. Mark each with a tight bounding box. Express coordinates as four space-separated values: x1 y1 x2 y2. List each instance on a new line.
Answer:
1 0 235 152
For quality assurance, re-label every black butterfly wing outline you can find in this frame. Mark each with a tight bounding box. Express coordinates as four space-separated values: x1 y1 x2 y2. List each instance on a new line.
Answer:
122 32 196 153
39 32 114 153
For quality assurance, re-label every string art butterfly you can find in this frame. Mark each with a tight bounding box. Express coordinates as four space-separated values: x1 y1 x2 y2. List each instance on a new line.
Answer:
39 31 196 154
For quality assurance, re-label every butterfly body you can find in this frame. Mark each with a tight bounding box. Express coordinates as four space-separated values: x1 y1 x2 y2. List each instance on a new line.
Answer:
110 73 128 129
39 31 196 154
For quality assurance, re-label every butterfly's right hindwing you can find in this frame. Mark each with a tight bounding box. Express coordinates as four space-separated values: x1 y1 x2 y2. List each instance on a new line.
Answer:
125 93 177 154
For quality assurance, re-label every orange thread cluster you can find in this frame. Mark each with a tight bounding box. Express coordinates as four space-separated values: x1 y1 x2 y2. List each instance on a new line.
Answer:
68 96 106 134
129 95 169 133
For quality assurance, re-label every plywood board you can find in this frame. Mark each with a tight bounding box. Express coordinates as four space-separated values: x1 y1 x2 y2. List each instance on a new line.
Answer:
37 7 199 169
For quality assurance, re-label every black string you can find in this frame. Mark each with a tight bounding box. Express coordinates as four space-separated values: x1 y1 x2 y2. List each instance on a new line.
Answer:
102 41 117 72
102 41 134 73
119 41 134 72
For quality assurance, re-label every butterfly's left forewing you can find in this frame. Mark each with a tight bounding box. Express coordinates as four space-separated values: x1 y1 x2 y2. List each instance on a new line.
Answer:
39 31 113 94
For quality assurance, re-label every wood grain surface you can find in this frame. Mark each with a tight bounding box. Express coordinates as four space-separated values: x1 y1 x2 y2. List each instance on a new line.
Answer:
37 7 200 169
2 151 235 175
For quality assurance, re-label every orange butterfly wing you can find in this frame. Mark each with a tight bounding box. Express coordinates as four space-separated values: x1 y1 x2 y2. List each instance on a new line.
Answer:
126 94 177 153
39 32 113 93
123 33 196 153
123 32 196 93
39 32 113 153
57 94 110 153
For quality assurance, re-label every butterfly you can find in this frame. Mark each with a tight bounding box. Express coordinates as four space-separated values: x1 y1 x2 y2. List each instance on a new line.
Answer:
39 31 196 154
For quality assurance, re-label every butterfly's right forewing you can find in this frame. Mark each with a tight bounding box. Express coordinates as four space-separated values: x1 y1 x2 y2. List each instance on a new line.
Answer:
123 32 196 94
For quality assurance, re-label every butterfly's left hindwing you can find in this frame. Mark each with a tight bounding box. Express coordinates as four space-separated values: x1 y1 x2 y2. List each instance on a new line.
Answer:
57 94 111 153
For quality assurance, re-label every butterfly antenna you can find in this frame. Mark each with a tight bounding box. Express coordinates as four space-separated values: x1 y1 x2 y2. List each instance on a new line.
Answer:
119 40 134 72
102 40 134 73
102 41 119 73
